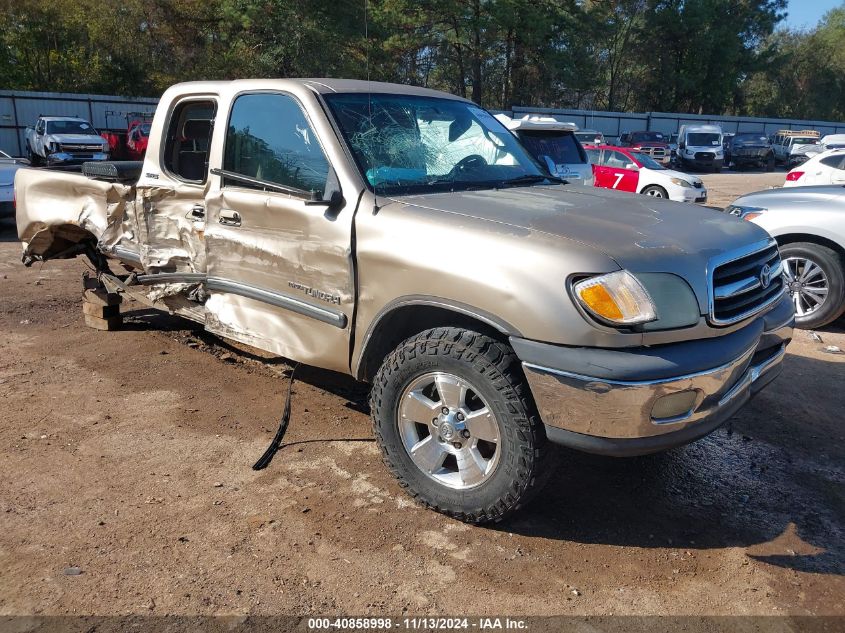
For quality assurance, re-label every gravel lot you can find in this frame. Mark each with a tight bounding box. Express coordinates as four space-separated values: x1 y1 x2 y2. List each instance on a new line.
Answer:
1 172 843 619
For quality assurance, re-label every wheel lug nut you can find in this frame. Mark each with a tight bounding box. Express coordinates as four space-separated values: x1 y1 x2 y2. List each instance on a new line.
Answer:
441 407 449 414
456 412 465 421
452 442 462 449
432 417 439 426
461 429 470 439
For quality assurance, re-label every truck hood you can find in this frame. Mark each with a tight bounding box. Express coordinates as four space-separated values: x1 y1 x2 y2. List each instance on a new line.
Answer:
387 184 770 310
790 143 819 155
45 133 106 145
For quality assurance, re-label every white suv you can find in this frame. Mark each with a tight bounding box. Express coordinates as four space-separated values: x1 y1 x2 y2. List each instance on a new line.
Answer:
495 114 594 185
785 149 845 187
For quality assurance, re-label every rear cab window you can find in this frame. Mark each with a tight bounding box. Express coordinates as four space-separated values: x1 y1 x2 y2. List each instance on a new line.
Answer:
518 131 587 166
163 99 217 183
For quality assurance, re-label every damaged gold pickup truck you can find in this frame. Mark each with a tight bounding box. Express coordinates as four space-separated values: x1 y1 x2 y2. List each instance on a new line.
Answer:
16 79 794 523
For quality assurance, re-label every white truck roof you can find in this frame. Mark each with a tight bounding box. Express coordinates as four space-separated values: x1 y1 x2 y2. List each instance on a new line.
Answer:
495 114 578 132
680 124 723 133
39 116 89 122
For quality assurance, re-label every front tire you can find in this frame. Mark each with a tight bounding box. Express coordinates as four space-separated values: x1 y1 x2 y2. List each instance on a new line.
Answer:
27 144 41 167
370 327 552 523
641 185 668 198
780 242 845 329
766 154 775 172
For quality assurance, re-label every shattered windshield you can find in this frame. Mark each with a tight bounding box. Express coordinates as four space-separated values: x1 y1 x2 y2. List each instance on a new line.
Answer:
325 93 550 195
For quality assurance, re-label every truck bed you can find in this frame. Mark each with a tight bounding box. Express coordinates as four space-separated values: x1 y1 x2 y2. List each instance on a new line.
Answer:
15 163 142 265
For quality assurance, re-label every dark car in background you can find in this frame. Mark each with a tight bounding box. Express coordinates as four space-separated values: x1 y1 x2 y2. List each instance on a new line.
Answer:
726 132 775 171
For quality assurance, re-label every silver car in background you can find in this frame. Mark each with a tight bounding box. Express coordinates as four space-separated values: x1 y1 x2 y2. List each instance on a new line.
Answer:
1 150 28 218
727 186 845 328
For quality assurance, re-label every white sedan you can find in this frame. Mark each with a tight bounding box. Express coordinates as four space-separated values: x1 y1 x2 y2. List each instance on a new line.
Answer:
784 148 845 187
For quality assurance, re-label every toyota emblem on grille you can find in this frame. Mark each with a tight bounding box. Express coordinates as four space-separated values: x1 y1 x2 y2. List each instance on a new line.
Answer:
759 263 772 289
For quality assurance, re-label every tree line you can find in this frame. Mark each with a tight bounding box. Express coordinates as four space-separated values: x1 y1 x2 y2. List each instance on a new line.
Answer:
1 0 844 121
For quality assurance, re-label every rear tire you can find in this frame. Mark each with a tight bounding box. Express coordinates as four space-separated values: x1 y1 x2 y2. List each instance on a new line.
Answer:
370 327 553 524
641 185 668 198
780 242 845 329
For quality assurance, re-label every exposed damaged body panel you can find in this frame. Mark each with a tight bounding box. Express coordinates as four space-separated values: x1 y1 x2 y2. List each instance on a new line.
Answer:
16 167 138 264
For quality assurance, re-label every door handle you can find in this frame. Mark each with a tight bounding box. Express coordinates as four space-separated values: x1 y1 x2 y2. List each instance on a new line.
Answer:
189 205 205 220
219 209 242 227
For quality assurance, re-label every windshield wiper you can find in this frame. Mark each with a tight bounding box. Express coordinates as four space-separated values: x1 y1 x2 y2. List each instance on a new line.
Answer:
499 174 565 187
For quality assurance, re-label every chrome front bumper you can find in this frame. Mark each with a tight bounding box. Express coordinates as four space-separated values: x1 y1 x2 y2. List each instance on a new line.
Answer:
519 314 792 456
46 152 109 164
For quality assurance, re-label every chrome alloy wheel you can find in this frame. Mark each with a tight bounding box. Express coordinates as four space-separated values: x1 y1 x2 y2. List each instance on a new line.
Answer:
645 188 666 197
397 372 501 490
784 256 830 317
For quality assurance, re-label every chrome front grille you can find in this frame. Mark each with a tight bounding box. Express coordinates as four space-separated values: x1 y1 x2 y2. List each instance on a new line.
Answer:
710 241 784 325
60 144 103 152
639 146 667 159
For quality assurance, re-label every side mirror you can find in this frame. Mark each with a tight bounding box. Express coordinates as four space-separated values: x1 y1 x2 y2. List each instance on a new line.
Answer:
625 163 638 170
305 188 344 210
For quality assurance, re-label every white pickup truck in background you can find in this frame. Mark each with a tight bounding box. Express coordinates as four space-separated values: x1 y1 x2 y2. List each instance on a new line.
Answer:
772 130 820 167
25 116 110 166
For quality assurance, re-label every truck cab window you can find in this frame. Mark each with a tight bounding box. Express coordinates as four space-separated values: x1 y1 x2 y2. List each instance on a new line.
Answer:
223 93 330 197
163 99 216 183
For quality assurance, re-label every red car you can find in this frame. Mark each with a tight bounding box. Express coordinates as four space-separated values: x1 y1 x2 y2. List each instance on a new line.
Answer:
100 119 152 161
125 120 152 160
584 145 707 203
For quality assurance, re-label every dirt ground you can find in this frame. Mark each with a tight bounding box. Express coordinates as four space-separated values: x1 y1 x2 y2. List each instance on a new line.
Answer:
0 172 843 619
699 170 785 208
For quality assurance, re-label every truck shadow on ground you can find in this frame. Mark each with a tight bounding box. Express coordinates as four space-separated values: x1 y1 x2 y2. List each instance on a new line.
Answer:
0 217 19 241
120 297 844 579
502 351 845 578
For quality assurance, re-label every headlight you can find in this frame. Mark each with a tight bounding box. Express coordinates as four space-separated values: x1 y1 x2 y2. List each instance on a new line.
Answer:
725 205 766 221
670 177 693 188
572 270 658 326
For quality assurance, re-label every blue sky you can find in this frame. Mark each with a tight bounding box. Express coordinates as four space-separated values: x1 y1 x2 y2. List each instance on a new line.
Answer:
784 0 841 29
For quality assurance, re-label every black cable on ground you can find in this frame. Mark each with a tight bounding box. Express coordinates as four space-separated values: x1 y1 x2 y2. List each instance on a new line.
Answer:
252 363 299 470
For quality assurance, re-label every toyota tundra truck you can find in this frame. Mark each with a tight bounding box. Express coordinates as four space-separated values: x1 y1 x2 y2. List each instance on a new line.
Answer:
15 79 794 523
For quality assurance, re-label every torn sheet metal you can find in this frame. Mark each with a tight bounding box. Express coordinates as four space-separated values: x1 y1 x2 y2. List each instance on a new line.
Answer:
15 167 139 262
137 184 207 274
